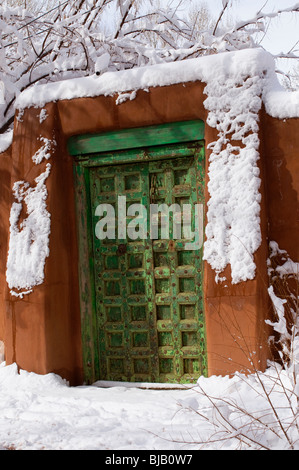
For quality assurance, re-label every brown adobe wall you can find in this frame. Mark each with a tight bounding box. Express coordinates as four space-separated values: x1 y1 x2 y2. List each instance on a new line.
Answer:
3 103 83 384
2 81 273 384
260 112 299 358
0 145 12 345
261 112 299 261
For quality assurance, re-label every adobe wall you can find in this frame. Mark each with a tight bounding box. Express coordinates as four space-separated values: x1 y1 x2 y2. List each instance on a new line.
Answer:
0 145 12 345
3 103 83 384
1 80 289 384
261 112 299 260
261 113 299 359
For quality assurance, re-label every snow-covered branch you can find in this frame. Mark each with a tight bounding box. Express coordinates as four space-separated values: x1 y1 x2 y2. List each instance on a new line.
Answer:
232 3 299 32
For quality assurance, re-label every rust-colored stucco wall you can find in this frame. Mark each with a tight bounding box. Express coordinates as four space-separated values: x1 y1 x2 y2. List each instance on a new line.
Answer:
261 112 299 260
0 81 296 384
0 146 12 345
3 103 82 384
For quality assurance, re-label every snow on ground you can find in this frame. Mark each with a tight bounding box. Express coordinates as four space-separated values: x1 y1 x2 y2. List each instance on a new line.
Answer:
0 361 298 450
0 362 209 451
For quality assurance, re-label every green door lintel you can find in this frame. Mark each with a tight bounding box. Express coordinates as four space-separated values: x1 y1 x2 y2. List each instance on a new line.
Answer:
68 120 204 157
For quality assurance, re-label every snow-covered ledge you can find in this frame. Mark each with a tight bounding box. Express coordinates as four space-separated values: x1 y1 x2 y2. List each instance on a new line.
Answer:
15 48 299 120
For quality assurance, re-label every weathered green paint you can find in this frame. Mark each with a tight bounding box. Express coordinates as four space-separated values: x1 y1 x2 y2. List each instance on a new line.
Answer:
73 164 100 384
72 121 206 384
78 143 197 168
68 120 205 157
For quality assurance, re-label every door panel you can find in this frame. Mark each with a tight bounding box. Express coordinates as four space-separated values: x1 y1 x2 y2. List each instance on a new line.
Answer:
88 144 206 384
90 162 158 382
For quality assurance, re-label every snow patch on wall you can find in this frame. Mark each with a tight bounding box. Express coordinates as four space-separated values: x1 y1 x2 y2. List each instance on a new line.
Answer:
203 74 263 283
6 135 55 298
32 137 55 164
38 108 48 124
267 241 299 366
268 241 299 279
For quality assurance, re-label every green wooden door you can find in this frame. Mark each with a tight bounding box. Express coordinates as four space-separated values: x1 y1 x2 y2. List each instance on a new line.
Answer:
88 144 206 384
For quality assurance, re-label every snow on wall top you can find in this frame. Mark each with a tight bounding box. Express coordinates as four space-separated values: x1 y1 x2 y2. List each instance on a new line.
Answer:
15 48 299 119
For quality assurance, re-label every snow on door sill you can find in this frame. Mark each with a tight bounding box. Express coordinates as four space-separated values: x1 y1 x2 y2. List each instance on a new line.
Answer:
92 380 196 390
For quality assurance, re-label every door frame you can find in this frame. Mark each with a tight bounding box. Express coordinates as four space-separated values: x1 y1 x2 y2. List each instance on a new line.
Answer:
69 120 205 384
